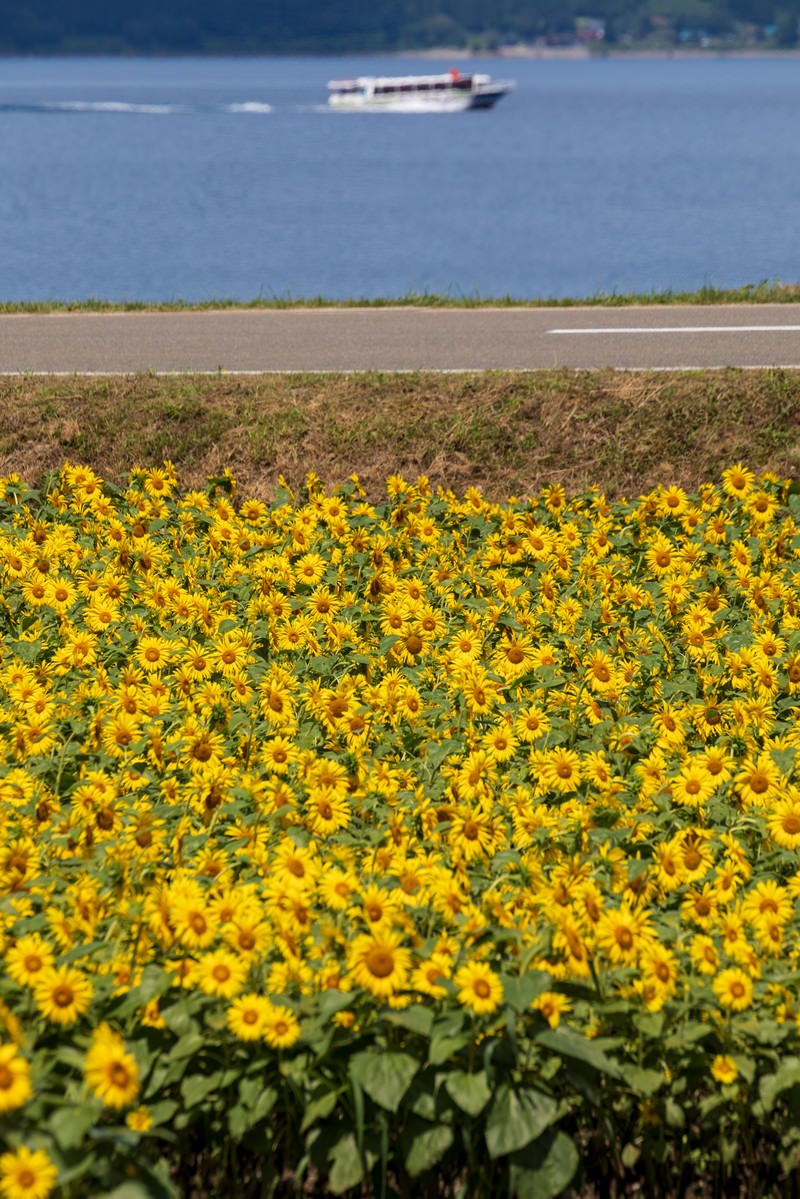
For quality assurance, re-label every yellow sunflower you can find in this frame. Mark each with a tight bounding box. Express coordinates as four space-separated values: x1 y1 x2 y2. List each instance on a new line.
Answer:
0 1146 58 1199
262 1004 301 1050
710 1055 739 1086
0 1045 32 1112
348 930 412 999
712 966 754 1011
595 904 654 966
454 961 504 1016
84 1023 140 1109
227 993 275 1041
33 965 93 1026
192 949 249 999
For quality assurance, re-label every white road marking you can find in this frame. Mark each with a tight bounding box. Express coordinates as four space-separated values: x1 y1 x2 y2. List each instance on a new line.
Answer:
548 325 800 334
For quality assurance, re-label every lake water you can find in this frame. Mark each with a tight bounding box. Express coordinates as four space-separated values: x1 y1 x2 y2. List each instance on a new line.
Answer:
1 54 799 302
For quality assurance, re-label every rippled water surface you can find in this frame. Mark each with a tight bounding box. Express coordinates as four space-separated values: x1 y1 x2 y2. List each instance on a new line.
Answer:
1 55 799 301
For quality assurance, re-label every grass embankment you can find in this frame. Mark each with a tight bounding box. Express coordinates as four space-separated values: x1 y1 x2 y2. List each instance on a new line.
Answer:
2 367 800 501
1 280 798 312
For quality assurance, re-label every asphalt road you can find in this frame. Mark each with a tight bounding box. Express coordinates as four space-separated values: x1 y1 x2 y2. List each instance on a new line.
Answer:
2 305 800 372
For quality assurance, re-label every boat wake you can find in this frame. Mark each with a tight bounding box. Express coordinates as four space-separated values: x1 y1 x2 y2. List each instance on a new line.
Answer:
0 100 273 116
44 100 184 114
224 102 274 114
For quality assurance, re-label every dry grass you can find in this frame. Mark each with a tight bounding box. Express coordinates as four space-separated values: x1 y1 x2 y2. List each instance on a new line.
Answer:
2 368 800 501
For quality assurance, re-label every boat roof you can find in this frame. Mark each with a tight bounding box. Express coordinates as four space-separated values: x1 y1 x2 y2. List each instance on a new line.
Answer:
328 71 486 88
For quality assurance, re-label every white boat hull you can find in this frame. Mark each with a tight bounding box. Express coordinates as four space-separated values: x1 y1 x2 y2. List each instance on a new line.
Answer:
327 72 514 113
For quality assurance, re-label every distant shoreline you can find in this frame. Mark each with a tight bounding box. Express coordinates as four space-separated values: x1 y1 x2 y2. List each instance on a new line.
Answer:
1 45 799 60
402 43 800 59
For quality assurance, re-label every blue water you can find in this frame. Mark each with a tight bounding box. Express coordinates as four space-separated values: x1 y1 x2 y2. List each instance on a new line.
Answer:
1 54 799 301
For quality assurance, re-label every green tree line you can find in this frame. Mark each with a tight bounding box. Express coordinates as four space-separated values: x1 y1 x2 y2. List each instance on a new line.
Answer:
0 0 797 53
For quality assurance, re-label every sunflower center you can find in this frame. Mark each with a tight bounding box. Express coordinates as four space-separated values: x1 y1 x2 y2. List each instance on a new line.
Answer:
243 1009 258 1025
0 1065 13 1089
616 928 634 951
110 1062 132 1087
473 979 491 999
53 985 75 1008
364 948 395 978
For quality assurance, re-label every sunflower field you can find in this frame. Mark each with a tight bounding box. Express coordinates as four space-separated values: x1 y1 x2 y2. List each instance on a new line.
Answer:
3 460 800 1198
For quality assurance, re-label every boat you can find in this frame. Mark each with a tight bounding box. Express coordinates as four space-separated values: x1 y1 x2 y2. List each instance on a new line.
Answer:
327 68 515 112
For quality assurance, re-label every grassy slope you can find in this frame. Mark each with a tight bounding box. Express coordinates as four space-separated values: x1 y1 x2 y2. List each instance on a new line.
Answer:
2 368 799 502
1 281 799 312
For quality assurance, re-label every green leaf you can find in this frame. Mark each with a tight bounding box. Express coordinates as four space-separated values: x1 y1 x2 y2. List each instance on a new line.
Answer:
383 1005 434 1038
181 1072 222 1108
663 1021 713 1050
50 1103 99 1149
664 1097 686 1129
227 1104 251 1139
251 1086 278 1123
535 1028 621 1078
622 1065 665 1097
501 971 552 1012
147 1100 179 1127
316 989 355 1020
115 964 171 1017
428 1033 471 1067
759 1057 800 1112
633 1011 664 1038
422 737 463 768
621 1143 641 1169
92 1186 160 1199
349 1050 419 1113
328 1132 364 1195
511 1131 580 1199
404 1123 455 1177
301 1089 338 1134
111 1158 179 1199
485 1085 558 1159
407 1079 437 1122
444 1070 492 1118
